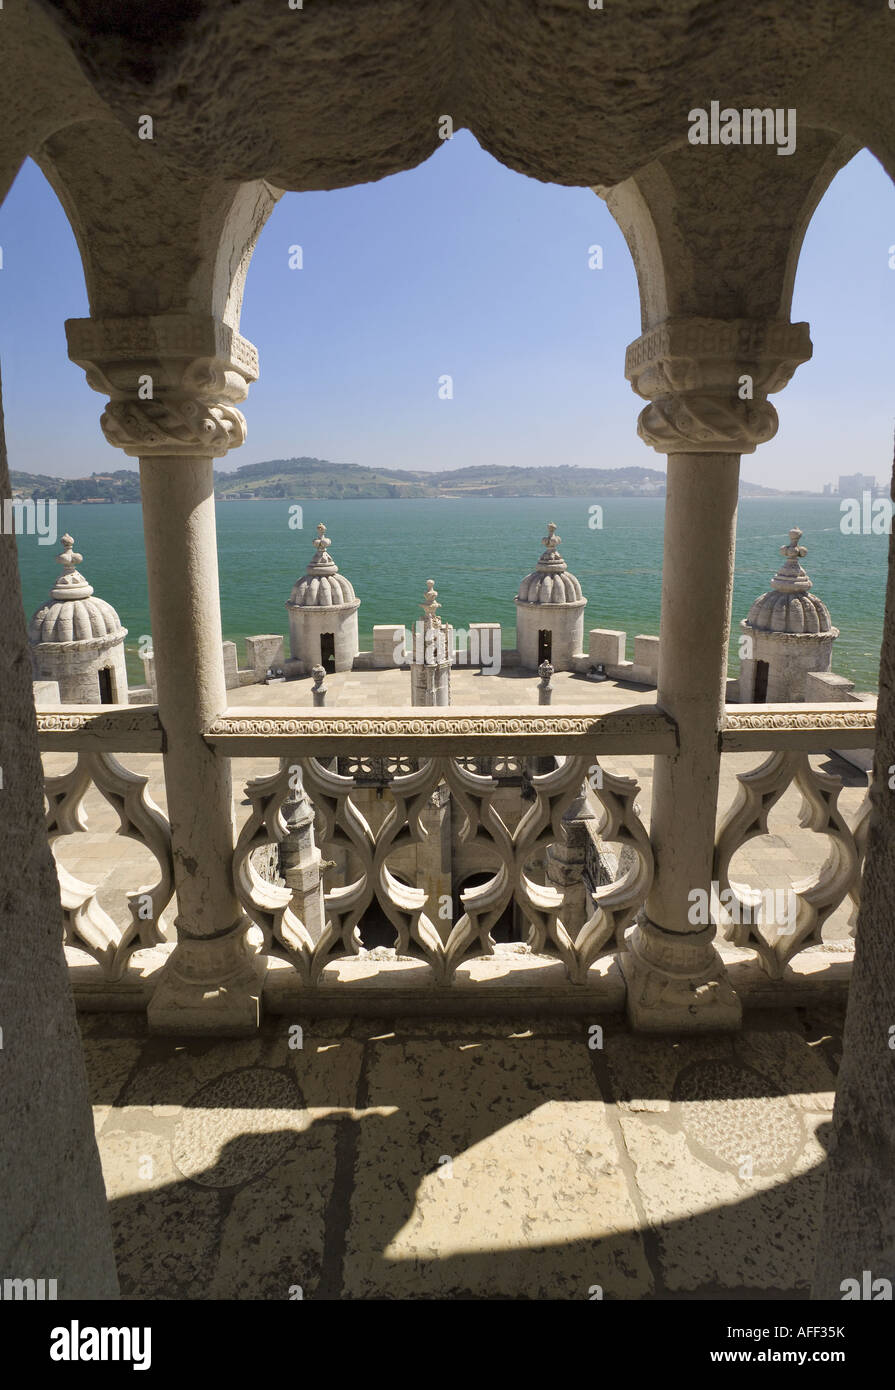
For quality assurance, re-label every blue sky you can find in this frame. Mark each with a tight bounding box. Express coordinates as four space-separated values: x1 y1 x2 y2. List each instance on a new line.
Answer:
0 133 892 490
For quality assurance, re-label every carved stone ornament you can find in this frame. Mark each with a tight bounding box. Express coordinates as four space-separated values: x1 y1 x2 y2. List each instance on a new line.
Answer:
625 317 813 455
66 313 259 457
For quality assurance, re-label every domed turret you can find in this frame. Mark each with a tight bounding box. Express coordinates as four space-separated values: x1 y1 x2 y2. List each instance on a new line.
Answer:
514 522 587 671
285 522 360 676
745 527 834 635
738 528 839 703
29 533 129 704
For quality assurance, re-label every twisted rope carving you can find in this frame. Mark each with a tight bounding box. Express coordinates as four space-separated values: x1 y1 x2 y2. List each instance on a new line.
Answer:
101 398 247 456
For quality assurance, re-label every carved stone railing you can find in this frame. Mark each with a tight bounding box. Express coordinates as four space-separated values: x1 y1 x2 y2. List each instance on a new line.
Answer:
230 751 654 988
43 747 174 978
714 702 875 985
36 699 875 1012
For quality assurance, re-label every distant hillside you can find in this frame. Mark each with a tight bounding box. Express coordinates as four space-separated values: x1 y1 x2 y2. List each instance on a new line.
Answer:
10 469 142 503
215 456 433 499
11 457 784 501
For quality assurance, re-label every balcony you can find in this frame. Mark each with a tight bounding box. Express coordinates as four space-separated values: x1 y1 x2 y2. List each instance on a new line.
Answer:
37 685 875 1020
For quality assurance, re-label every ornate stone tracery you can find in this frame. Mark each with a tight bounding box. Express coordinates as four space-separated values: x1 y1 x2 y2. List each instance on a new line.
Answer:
43 751 175 978
231 752 654 988
713 750 862 976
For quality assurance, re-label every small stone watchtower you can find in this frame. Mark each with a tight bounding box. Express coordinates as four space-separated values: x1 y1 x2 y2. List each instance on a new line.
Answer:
514 521 586 671
285 522 360 677
28 532 129 704
738 527 839 703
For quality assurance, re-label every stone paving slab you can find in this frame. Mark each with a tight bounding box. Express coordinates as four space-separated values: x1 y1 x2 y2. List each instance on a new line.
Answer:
82 1007 845 1300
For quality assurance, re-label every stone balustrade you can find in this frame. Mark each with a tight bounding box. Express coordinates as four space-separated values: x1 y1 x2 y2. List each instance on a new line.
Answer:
36 699 874 1022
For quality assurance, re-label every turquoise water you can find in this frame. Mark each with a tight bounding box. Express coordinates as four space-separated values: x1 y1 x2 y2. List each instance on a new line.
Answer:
15 496 888 692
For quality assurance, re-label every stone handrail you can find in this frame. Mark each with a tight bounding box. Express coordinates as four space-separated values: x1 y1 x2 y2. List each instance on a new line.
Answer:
36 700 876 756
202 704 679 756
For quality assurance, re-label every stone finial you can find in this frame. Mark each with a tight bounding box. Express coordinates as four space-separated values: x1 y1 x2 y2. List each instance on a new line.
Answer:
312 522 331 564
536 521 568 572
58 533 82 570
310 663 327 706
772 527 812 593
50 533 93 600
420 578 442 628
538 659 554 683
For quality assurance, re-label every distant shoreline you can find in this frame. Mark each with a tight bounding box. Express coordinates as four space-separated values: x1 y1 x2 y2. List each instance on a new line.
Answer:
42 488 825 504
11 457 794 504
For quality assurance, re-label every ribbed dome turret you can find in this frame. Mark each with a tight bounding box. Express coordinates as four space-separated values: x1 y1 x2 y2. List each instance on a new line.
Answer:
28 534 127 646
516 522 584 605
287 522 358 609
744 528 837 636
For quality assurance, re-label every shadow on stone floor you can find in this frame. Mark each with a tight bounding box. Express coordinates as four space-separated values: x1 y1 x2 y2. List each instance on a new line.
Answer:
104 1125 832 1301
80 1008 844 1300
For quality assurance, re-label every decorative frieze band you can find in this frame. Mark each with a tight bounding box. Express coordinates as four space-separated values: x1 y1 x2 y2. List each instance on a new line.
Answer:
625 317 812 455
66 313 258 458
36 707 164 752
721 703 876 751
204 705 680 755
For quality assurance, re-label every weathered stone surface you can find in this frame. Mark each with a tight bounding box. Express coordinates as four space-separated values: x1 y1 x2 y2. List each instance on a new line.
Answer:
171 1069 307 1187
98 1127 220 1298
735 1027 836 1113
344 1037 652 1299
814 517 895 1295
210 1138 338 1300
78 1018 861 1297
603 1031 735 1113
0 355 118 1297
620 1115 827 1293
32 1 895 193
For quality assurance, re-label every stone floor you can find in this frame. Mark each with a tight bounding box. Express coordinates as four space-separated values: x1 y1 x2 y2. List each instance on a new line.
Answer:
81 1003 845 1300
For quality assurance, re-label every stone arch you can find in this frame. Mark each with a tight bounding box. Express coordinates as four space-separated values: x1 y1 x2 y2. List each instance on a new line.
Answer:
32 119 279 328
27 0 895 196
596 132 864 332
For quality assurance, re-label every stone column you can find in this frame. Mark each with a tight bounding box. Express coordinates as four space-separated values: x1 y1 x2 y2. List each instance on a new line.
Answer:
66 314 264 1033
813 465 895 1295
0 364 119 1297
621 318 812 1030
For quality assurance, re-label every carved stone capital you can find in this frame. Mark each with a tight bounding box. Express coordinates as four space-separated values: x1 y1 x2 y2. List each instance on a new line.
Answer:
625 318 812 455
66 313 259 458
